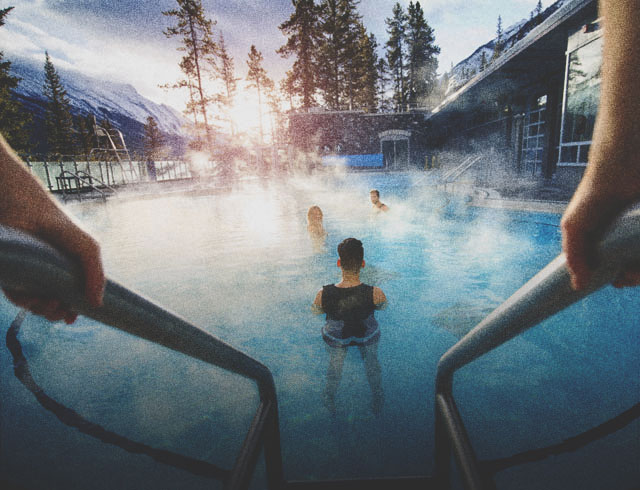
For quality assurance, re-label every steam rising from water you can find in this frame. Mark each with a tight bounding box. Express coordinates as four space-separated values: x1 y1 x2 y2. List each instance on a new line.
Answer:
6 171 638 489
66 170 553 329
54 171 564 481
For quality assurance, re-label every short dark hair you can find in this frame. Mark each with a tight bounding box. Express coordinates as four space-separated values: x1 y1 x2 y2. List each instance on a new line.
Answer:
337 238 364 271
370 189 380 197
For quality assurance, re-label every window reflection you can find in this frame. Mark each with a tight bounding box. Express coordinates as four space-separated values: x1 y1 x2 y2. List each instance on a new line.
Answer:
562 37 602 144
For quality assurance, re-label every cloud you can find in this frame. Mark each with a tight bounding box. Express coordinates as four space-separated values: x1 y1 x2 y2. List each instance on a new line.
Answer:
3 0 556 109
4 3 183 107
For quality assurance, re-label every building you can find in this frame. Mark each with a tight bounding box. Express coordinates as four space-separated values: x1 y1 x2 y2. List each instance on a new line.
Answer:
424 0 601 196
286 0 601 194
287 109 431 170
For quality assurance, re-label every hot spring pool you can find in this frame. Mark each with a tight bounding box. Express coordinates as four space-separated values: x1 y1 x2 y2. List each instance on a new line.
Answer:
1 172 638 490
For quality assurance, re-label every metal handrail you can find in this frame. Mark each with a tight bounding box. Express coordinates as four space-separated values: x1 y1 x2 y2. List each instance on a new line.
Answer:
434 203 640 490
75 170 117 193
57 169 114 201
441 156 482 183
0 225 284 490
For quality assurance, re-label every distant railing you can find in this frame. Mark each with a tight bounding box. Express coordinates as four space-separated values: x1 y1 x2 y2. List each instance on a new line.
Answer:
25 158 196 192
56 169 116 201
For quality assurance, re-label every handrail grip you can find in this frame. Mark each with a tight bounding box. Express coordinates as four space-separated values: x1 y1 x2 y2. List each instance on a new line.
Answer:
0 224 284 490
435 203 640 489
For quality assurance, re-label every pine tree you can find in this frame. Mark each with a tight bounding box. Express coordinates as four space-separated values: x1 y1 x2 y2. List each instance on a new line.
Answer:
214 33 240 135
491 15 504 62
163 0 218 152
405 1 439 108
0 7 30 150
535 0 543 17
75 114 95 160
353 28 379 112
143 116 164 160
278 0 320 111
480 51 487 72
385 3 408 112
43 52 74 157
246 45 272 145
265 84 284 146
339 0 364 110
280 70 297 111
316 0 345 110
376 57 391 112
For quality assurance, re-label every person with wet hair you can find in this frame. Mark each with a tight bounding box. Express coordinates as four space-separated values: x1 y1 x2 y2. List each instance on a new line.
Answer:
0 133 105 323
370 189 389 212
307 205 328 252
561 0 640 291
312 237 387 414
307 205 327 238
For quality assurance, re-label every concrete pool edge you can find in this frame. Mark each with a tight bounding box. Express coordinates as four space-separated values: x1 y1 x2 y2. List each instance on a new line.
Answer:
470 195 568 215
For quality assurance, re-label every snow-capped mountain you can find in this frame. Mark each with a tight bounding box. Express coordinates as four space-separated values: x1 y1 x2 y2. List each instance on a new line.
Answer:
10 55 187 155
446 0 569 94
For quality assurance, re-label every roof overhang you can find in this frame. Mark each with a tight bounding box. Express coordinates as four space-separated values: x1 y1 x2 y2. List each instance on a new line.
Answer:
430 0 598 119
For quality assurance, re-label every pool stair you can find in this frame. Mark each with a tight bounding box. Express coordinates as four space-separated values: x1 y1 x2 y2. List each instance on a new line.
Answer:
56 169 117 201
438 155 482 190
1 201 640 490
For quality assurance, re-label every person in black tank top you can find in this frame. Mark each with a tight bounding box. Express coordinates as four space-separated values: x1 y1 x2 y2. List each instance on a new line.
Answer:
312 238 387 414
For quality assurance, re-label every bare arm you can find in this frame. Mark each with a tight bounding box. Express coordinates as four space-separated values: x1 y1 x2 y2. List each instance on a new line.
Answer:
561 0 640 290
373 286 387 309
0 134 105 322
312 289 324 314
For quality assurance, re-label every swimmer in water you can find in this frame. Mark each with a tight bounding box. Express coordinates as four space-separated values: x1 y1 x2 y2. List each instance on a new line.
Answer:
307 205 327 238
370 189 389 213
307 205 328 251
312 238 387 414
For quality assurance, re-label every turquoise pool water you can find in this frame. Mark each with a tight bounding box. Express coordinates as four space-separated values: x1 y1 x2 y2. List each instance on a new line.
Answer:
1 172 638 489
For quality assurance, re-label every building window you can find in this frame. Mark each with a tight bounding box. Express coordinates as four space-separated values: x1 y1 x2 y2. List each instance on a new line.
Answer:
520 95 547 176
559 36 602 166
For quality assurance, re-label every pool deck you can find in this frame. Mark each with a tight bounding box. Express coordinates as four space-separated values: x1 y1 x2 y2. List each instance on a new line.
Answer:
443 178 571 215
470 192 568 215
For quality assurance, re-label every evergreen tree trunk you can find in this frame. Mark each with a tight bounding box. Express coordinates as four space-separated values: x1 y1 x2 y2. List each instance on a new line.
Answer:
163 0 218 153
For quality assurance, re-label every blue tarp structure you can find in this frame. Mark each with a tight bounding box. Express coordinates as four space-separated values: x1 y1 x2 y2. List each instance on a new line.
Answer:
321 154 384 168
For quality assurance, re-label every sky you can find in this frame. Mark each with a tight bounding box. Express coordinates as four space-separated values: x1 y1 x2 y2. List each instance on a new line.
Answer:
1 0 557 114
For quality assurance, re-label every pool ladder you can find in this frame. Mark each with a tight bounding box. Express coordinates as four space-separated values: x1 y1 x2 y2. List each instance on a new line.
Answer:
1 203 639 490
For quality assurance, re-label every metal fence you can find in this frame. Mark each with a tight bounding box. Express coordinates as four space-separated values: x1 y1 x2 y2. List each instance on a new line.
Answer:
24 158 196 192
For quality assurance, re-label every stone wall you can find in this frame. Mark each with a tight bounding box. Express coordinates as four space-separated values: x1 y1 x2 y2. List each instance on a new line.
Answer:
287 110 430 168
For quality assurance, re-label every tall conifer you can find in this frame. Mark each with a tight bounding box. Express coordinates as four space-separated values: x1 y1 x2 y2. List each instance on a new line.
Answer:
163 0 218 151
406 1 439 108
278 0 320 111
316 0 344 109
491 15 504 62
385 3 408 112
143 116 164 160
340 0 364 110
43 52 74 157
353 28 379 112
0 7 30 150
214 33 240 135
246 45 272 145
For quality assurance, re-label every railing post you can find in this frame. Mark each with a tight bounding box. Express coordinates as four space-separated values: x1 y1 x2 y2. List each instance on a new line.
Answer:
434 399 451 489
263 401 285 490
